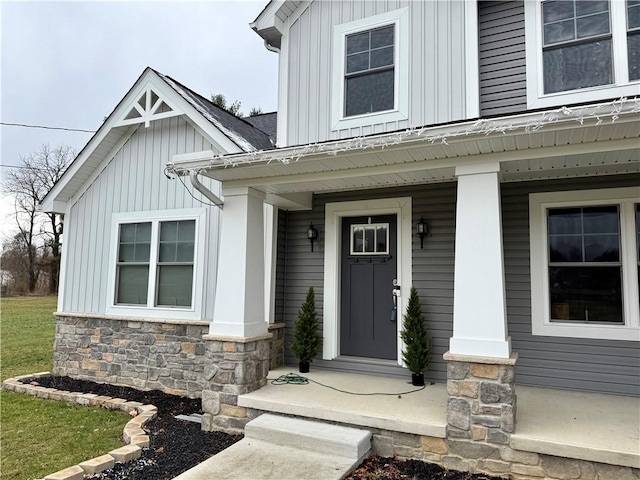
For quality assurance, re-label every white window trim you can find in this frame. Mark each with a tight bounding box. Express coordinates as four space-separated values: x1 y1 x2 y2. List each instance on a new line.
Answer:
524 0 639 109
331 8 409 131
529 187 640 341
106 208 207 321
323 197 412 363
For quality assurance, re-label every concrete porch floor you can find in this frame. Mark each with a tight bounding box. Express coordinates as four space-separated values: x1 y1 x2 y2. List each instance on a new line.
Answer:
239 367 640 469
240 366 448 438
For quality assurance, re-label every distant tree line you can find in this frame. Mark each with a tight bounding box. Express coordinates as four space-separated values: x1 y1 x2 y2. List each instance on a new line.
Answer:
1 144 74 295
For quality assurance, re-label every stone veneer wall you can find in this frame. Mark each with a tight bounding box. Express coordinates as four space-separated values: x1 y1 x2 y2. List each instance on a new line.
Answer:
53 315 281 405
200 334 271 434
268 323 286 370
444 352 517 445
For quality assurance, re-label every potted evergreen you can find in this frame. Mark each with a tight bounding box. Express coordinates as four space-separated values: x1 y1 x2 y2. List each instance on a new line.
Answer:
291 286 322 373
400 287 431 386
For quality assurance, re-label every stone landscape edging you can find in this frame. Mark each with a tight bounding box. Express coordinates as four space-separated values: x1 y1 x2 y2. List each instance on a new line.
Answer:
2 372 158 480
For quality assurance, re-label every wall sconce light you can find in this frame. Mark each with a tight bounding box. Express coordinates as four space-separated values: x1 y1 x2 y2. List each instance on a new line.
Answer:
307 222 319 252
416 216 429 249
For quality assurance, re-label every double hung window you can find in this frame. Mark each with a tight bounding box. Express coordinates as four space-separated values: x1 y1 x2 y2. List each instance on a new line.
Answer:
547 206 622 323
541 0 613 93
525 0 639 108
344 26 395 117
108 208 205 319
529 188 640 341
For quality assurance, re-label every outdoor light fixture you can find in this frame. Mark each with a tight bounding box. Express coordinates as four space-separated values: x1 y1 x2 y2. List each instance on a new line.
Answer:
307 222 319 252
416 216 429 249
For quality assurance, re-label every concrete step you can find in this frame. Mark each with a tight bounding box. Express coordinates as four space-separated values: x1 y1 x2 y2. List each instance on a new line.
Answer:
245 413 371 461
173 414 372 480
172 438 362 480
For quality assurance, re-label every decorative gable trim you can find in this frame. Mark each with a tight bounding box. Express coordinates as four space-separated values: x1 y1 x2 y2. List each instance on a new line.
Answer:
115 86 181 128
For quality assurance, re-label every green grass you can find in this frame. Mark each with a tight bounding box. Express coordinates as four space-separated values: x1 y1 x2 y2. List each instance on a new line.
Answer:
1 296 129 480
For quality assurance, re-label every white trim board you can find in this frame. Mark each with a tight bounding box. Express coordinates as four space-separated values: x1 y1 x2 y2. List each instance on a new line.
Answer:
322 197 412 363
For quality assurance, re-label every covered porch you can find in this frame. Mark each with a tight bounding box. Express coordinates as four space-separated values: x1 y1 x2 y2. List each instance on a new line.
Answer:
241 367 640 470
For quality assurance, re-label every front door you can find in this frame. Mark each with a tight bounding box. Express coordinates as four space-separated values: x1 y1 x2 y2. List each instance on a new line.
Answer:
340 215 397 360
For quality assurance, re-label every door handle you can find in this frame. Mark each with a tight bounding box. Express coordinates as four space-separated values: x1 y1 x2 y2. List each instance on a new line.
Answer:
391 279 401 322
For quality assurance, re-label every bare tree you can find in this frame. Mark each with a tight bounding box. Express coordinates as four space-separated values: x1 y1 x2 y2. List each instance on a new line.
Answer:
2 144 75 293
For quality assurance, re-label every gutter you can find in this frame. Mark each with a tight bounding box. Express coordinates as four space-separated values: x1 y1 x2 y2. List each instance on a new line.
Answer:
167 97 639 175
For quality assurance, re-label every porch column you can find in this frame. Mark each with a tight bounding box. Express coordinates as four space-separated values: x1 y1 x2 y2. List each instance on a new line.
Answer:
210 186 268 338
451 162 511 358
445 163 518 446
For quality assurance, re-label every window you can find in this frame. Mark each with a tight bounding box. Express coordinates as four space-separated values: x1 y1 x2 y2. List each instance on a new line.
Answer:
350 223 389 255
344 26 395 117
542 1 612 93
530 188 640 341
108 208 206 320
525 0 640 108
331 8 408 131
629 0 640 80
547 206 622 323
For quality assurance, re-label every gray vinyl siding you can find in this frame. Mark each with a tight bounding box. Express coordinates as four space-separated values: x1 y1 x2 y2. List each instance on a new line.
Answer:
274 209 288 324
478 1 527 117
278 184 457 383
61 117 222 319
277 175 640 395
285 0 468 146
502 174 640 396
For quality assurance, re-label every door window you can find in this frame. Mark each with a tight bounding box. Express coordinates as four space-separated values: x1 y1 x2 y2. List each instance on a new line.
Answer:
350 223 389 255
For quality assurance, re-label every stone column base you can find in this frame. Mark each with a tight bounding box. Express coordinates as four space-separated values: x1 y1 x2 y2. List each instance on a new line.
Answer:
200 333 271 433
444 351 517 445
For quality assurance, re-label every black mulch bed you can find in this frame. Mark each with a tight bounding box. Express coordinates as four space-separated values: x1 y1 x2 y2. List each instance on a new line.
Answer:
25 375 241 480
25 376 504 480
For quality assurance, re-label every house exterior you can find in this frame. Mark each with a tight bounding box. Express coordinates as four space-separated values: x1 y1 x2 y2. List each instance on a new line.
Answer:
42 0 639 478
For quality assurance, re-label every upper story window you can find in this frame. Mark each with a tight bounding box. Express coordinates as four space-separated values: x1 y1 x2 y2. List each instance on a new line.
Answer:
525 0 639 109
331 8 408 131
629 0 640 80
345 26 395 117
529 188 640 341
107 208 207 320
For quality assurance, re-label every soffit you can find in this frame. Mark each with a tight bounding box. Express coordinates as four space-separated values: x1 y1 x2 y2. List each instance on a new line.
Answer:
195 119 639 195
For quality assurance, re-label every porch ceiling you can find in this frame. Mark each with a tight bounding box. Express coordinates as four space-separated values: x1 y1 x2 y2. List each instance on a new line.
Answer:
169 100 640 195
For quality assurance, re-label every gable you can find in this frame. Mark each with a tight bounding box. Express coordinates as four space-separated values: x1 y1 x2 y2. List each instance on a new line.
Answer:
41 68 272 214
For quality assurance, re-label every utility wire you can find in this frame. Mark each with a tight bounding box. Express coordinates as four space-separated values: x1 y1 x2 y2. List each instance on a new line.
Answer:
1 122 95 133
0 164 52 170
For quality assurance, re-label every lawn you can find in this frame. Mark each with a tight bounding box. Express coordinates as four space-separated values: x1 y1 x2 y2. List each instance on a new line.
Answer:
1 296 129 480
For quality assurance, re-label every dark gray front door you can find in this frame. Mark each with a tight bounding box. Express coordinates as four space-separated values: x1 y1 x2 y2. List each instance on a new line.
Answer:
340 215 397 360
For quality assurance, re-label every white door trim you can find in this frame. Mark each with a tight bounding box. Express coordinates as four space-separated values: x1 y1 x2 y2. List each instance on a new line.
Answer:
323 197 413 363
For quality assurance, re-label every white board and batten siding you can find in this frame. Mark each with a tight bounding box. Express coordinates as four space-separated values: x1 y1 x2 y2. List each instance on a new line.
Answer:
285 0 468 146
62 117 221 319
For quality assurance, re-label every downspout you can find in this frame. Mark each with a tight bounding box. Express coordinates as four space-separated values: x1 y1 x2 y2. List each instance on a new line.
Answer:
263 39 280 53
189 172 224 209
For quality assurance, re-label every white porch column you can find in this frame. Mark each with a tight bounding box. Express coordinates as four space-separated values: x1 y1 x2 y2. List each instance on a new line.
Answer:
210 187 268 338
451 162 511 358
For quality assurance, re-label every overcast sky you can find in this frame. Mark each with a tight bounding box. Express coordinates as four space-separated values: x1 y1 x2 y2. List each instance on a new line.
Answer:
0 0 278 239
